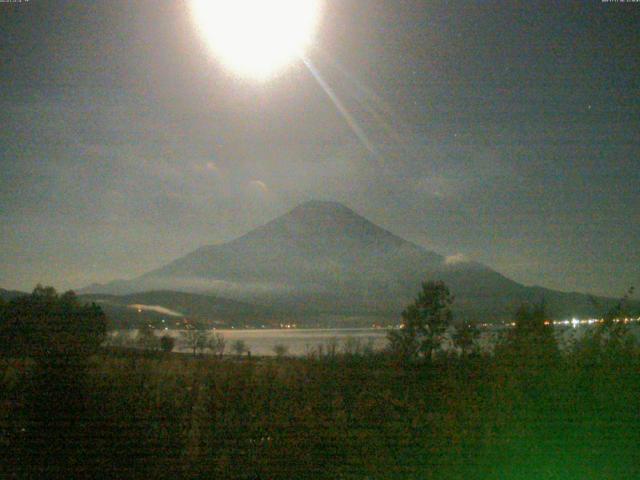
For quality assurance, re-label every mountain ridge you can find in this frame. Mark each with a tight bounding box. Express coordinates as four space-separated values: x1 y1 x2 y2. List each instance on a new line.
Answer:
81 200 626 322
81 290 280 328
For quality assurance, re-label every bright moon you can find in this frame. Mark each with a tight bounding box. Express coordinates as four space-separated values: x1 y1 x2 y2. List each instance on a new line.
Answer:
190 0 322 80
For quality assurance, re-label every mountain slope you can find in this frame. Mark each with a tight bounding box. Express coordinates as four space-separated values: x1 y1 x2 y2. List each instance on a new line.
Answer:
80 290 280 328
151 201 440 285
84 200 623 322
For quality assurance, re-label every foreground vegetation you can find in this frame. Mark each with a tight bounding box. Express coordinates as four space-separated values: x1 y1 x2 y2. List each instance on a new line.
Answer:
2 340 639 478
1 286 639 479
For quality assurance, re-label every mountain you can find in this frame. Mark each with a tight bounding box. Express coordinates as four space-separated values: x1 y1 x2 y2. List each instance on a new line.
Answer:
79 290 279 328
83 200 624 323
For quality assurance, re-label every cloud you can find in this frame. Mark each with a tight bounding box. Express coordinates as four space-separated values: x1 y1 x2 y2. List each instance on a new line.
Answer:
137 275 296 296
248 180 268 193
127 304 183 317
445 253 467 265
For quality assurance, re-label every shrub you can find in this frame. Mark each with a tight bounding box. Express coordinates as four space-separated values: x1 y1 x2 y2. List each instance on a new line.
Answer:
160 335 176 353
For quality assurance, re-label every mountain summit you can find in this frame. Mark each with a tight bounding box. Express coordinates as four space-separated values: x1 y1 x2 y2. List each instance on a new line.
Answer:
215 200 442 265
84 201 617 322
142 200 445 311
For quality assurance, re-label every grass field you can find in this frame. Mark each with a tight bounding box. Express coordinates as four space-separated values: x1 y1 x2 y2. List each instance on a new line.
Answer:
2 339 640 479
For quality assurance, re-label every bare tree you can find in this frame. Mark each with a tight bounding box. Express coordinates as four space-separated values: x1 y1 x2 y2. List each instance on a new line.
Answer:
326 337 339 357
181 326 208 356
209 332 227 358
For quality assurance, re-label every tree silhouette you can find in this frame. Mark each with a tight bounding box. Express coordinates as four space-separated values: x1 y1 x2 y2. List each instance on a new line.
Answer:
388 280 453 362
578 286 636 362
137 323 160 351
209 332 226 358
273 343 289 358
181 325 209 356
453 320 480 357
497 302 559 370
232 339 247 357
0 285 106 363
160 334 176 353
0 286 108 474
596 286 634 345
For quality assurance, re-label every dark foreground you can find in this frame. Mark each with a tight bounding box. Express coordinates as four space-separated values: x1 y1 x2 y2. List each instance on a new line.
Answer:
1 344 639 479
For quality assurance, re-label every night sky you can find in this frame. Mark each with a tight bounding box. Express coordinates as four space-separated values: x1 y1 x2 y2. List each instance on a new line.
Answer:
1 0 638 297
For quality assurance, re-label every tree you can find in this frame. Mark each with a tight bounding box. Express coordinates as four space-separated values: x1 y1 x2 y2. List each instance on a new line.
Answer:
453 320 480 357
160 335 176 353
577 286 636 361
497 302 559 369
181 325 209 356
0 285 106 363
325 336 339 357
209 332 226 358
342 336 364 356
387 280 453 362
231 339 247 357
594 286 635 347
105 330 136 348
0 287 107 475
137 323 160 351
273 343 289 358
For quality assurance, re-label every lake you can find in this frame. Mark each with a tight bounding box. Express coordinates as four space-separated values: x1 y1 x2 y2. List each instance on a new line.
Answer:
110 328 391 356
108 323 640 356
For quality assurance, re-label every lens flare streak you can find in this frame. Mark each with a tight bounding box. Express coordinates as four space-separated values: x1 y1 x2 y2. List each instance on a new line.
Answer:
302 56 379 156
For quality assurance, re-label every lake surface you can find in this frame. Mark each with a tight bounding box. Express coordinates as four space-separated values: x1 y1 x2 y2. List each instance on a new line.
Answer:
111 328 391 356
109 323 640 357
